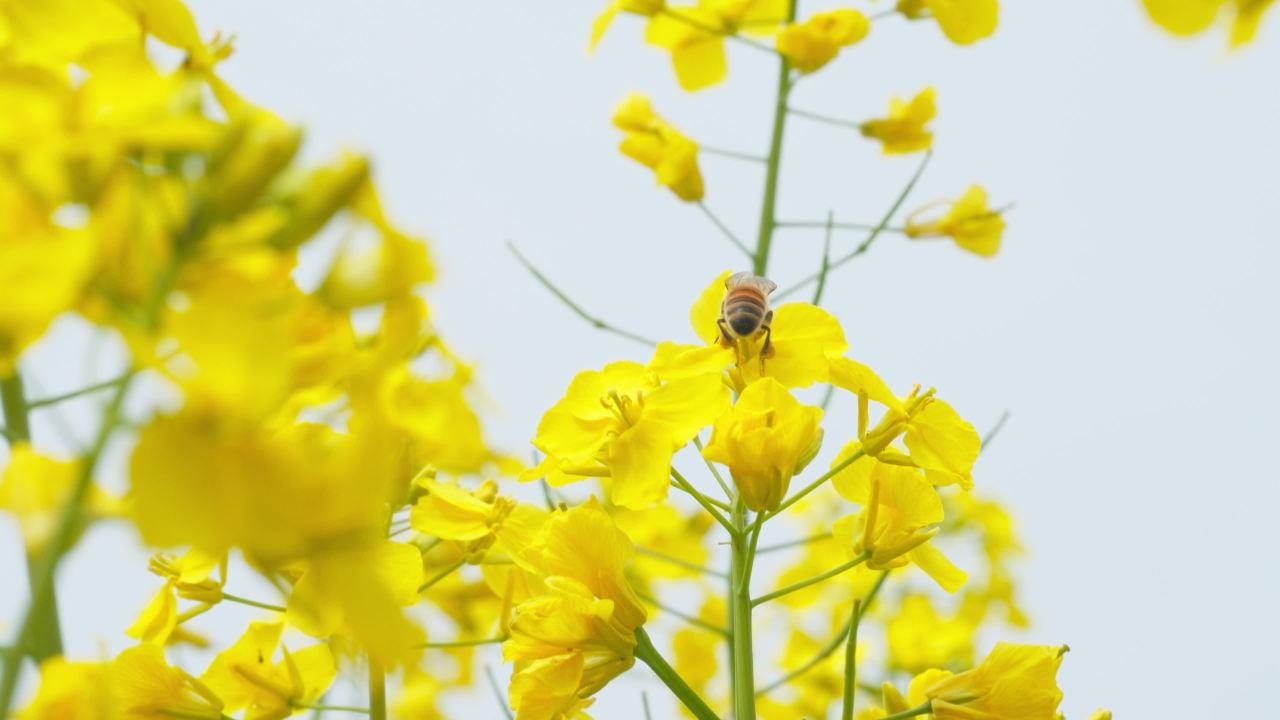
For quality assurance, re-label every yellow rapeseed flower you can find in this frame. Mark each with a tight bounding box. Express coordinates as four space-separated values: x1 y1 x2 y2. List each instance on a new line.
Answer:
905 185 1007 258
592 0 666 49
613 94 705 201
887 594 979 673
504 499 647 719
860 87 936 155
200 620 336 719
0 444 117 555
924 642 1067 719
776 9 870 73
525 360 728 509
701 377 824 511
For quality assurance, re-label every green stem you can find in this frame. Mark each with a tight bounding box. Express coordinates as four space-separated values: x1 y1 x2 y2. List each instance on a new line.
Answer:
700 144 768 163
691 435 734 500
0 373 129 714
671 469 736 535
507 242 657 347
26 373 130 409
484 665 514 720
776 219 910 234
670 478 731 511
755 532 831 555
812 211 834 305
752 0 798 276
786 106 864 131
368 658 386 720
880 702 933 720
633 628 720 720
292 702 371 715
1 373 64 664
421 635 507 649
981 410 1011 450
220 593 287 613
697 201 755 260
841 599 862 720
730 497 756 720
752 551 870 607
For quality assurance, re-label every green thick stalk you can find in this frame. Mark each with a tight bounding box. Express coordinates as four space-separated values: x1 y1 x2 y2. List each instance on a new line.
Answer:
1 373 64 665
730 498 756 720
752 0 798 277
634 628 719 720
368 659 386 720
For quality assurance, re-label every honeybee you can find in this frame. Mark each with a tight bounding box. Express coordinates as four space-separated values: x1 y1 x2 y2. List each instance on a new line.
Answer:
717 271 777 358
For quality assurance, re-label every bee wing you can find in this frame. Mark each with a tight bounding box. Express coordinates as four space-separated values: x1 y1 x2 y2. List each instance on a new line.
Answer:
725 272 777 296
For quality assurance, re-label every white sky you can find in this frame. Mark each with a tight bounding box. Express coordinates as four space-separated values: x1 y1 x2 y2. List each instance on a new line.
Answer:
3 1 1278 718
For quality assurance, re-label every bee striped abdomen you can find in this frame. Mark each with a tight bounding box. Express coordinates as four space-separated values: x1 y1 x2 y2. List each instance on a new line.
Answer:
723 288 767 337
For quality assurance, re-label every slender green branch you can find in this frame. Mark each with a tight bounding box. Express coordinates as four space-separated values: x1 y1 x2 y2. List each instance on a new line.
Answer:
1 373 64 663
776 150 933 300
539 478 561 510
786 106 863 130
292 702 370 715
752 0 798 277
507 242 657 347
756 570 889 696
671 468 736 535
368 658 386 720
26 373 131 409
981 410 1011 450
696 202 754 260
767 447 866 520
421 635 508 649
221 593 287 613
880 702 934 720
638 591 730 636
752 551 870 607
820 382 838 412
812 211 835 305
670 478 731 511
701 144 768 164
484 665 514 720
777 219 910 234
417 558 466 593
756 532 831 555
636 546 729 579
634 628 721 720
642 691 654 720
841 598 862 720
691 435 734 500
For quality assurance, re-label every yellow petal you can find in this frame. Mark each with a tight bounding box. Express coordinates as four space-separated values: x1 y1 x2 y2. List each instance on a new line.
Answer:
609 419 676 509
1142 0 1223 35
125 583 178 645
924 0 998 44
689 269 734 343
908 543 967 593
903 399 980 489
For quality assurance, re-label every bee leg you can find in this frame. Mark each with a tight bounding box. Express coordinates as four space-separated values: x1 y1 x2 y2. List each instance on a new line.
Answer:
761 312 776 359
717 317 734 348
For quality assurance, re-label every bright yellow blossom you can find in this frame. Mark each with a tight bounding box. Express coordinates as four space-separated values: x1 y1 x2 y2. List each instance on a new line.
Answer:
525 360 728 509
905 185 1006 258
923 643 1067 719
200 620 336 720
702 377 824 511
860 87 936 155
613 94 705 201
644 0 786 90
1142 0 1275 46
831 450 967 591
887 594 980 672
650 270 848 390
114 644 225 720
505 499 647 719
898 0 999 44
776 9 870 73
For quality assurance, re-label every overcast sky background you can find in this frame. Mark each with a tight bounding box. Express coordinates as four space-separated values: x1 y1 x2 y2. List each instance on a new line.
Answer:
2 1 1278 717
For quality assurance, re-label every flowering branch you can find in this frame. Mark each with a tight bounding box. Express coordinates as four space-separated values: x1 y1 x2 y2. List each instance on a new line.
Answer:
633 627 721 720
751 550 870 607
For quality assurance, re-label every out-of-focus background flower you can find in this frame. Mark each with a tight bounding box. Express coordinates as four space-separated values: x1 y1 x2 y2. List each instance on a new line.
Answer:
2 1 1276 717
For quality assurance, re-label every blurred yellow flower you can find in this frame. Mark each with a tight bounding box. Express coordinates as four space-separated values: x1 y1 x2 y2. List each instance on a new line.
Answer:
114 644 225 720
886 594 979 673
592 0 666 49
0 444 117 555
613 94 705 201
898 0 999 44
526 360 728 509
906 185 1006 258
776 9 870 73
702 377 824 511
1142 0 1275 46
860 87 936 155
